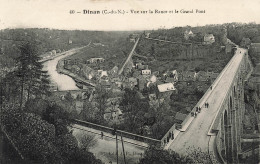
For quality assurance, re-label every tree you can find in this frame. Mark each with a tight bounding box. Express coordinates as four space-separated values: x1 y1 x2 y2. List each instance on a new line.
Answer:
1 100 102 164
15 42 50 109
149 101 173 139
94 84 110 123
1 103 59 163
139 146 192 164
76 132 98 151
80 101 95 122
42 102 72 136
185 146 212 163
120 88 149 133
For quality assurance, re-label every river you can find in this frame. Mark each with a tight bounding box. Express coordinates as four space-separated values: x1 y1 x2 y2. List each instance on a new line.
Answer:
42 49 79 91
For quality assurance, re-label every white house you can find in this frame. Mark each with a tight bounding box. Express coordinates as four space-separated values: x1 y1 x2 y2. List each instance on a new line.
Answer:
204 34 215 44
172 70 178 81
142 69 151 75
184 30 194 40
101 71 108 77
157 83 176 92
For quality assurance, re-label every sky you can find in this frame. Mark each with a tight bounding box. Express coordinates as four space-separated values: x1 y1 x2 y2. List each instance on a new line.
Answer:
0 0 260 31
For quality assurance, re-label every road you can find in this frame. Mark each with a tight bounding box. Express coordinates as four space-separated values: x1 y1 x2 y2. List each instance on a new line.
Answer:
144 37 203 45
118 38 140 75
167 48 246 156
71 124 146 163
39 46 85 63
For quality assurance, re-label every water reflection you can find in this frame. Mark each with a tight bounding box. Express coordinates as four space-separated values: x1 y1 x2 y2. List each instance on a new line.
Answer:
43 51 79 91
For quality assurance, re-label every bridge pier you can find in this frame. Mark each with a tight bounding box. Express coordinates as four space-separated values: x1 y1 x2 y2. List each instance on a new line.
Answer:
221 54 247 163
165 48 249 163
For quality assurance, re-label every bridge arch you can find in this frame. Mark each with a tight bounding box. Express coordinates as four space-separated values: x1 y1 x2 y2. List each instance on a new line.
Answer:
234 86 236 97
230 96 233 109
224 110 228 126
223 110 231 162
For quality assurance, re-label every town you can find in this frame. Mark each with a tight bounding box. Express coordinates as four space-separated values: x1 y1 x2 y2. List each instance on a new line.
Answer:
0 22 260 164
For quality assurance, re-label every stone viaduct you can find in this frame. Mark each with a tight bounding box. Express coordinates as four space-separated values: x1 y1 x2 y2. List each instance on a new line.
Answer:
164 47 250 163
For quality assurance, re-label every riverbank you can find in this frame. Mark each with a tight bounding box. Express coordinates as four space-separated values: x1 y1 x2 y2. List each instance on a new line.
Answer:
56 59 96 88
42 47 85 91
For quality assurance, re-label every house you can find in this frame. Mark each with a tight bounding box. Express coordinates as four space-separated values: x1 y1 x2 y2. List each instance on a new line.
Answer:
149 93 157 101
251 43 260 54
152 71 160 76
225 44 233 54
185 107 192 113
163 70 178 81
75 101 83 113
179 71 195 81
136 63 148 70
100 80 111 88
157 83 175 92
82 65 95 80
175 112 188 124
122 77 138 89
147 81 157 89
184 30 194 40
71 65 81 74
165 77 175 83
135 62 142 69
171 70 178 81
142 69 151 75
111 77 121 83
218 45 226 53
110 66 119 75
57 49 61 53
123 58 134 75
195 71 218 82
93 43 104 46
100 71 108 77
252 65 260 76
106 97 121 106
145 32 151 38
64 59 79 65
137 77 147 91
132 70 141 78
130 38 136 43
149 75 157 83
110 78 123 88
204 34 215 44
51 50 56 56
136 91 146 99
128 77 138 86
87 58 105 64
82 91 91 100
104 106 123 122
248 77 260 97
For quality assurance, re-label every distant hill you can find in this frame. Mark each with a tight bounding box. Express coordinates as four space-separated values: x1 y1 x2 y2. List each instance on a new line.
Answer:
0 28 135 68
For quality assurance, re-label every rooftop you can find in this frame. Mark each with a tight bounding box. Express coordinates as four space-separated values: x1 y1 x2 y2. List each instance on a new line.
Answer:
157 83 175 92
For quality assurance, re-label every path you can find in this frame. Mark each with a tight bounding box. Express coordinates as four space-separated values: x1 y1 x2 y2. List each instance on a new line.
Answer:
71 124 146 163
118 38 140 75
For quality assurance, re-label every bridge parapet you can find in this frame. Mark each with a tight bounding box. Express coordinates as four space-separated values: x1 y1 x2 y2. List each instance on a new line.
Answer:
209 49 248 163
164 48 248 164
161 124 179 148
162 49 247 153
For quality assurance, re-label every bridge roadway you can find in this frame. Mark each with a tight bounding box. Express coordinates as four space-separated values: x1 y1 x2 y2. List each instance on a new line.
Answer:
167 48 246 157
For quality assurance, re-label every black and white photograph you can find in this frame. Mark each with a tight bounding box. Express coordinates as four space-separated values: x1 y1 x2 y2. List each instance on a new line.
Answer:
0 0 260 163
